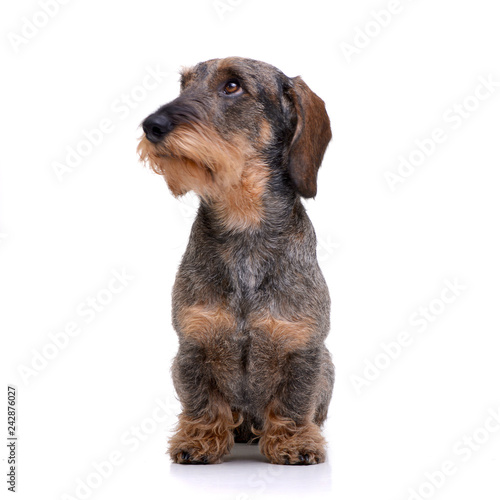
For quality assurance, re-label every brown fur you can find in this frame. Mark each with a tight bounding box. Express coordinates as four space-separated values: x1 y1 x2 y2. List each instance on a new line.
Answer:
251 314 316 352
137 122 247 198
256 401 326 465
211 160 269 231
138 121 270 230
169 395 242 464
178 304 236 344
287 77 332 198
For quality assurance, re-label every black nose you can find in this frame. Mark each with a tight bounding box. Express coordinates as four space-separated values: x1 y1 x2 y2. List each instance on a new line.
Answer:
142 113 174 143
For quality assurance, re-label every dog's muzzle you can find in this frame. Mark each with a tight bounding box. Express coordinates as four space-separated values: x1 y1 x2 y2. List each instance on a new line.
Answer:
142 112 174 143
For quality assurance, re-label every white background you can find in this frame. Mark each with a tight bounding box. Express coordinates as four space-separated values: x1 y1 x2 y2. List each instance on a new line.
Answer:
1 0 500 499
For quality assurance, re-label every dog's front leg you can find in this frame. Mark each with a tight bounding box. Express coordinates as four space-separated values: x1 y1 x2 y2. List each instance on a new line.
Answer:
250 319 330 465
168 306 242 464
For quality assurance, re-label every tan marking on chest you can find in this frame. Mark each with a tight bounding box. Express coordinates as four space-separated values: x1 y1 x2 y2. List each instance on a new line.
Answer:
251 313 316 351
178 304 237 343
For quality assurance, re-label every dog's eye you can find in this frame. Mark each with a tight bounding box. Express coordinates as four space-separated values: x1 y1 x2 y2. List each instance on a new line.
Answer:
223 80 241 95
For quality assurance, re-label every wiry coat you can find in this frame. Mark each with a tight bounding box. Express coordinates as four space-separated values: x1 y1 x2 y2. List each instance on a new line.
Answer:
138 57 334 465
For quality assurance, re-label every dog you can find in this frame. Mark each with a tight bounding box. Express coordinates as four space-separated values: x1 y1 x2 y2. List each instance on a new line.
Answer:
137 57 334 465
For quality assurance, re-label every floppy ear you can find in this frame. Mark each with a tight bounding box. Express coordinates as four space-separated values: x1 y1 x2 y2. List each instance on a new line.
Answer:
287 77 332 198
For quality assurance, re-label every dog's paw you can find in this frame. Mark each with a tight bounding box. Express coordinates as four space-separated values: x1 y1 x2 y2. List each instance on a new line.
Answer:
168 432 233 465
259 420 326 465
169 439 230 464
170 448 217 464
267 444 326 465
168 409 238 464
274 448 325 465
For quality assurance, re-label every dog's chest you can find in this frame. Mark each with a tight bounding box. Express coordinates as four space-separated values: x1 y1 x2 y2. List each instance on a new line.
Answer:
219 237 276 298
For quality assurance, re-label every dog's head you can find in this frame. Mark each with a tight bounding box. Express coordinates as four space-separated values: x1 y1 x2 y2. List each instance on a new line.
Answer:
137 57 331 200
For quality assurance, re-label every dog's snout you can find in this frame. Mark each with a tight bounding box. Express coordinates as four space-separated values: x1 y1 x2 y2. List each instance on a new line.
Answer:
143 113 174 143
